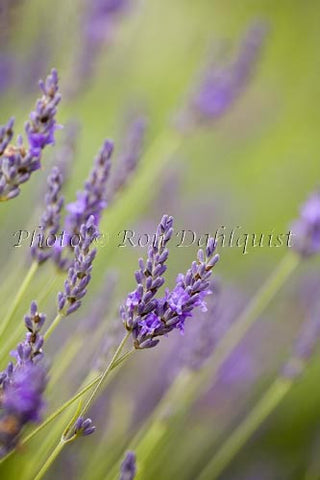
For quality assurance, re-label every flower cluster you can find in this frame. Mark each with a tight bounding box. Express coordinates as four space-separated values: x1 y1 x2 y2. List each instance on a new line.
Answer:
0 69 61 201
57 216 98 316
121 215 219 349
291 190 320 257
119 451 136 480
74 416 96 436
180 22 267 128
0 302 47 457
31 166 64 264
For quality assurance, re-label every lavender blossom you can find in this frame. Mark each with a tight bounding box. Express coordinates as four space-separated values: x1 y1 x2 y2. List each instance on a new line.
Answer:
119 451 136 480
57 216 98 316
291 190 320 257
108 115 147 201
179 22 267 128
0 302 47 458
0 69 61 202
282 305 320 379
31 167 64 264
121 216 219 349
74 416 96 436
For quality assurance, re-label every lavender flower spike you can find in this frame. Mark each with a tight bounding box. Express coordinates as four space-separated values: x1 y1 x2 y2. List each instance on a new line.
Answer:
31 166 64 264
74 416 96 436
291 190 320 257
180 21 267 128
65 139 114 234
25 68 61 153
121 216 219 349
119 451 137 480
108 115 147 200
121 214 174 331
57 215 98 316
0 69 61 202
0 301 47 457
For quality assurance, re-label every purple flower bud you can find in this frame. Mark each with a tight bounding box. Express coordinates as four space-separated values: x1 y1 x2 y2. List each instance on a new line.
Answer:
119 451 136 480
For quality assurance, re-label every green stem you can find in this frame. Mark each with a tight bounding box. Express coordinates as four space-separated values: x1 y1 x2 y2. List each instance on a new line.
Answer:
33 440 65 480
44 312 64 341
74 332 131 425
196 378 292 480
32 334 132 479
0 261 38 338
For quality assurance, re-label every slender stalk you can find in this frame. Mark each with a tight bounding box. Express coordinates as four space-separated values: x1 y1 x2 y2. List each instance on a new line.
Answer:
33 440 65 480
73 332 131 425
44 312 64 340
196 378 292 480
0 261 38 338
32 334 132 479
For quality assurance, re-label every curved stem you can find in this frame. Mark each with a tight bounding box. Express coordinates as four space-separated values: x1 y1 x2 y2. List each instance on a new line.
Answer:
196 378 292 480
73 332 131 426
0 261 38 339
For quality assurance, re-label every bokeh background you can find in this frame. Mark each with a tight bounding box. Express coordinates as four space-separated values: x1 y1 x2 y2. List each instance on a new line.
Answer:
1 0 320 479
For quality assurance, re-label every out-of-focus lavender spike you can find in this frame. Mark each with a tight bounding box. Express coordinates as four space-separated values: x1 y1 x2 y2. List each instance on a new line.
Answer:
65 140 114 234
108 115 147 201
0 53 14 94
177 284 247 371
0 301 47 458
31 166 64 264
119 451 136 480
54 139 113 270
53 121 80 182
291 190 320 257
0 69 61 202
57 216 98 317
69 0 131 97
178 21 268 129
121 216 219 349
78 271 118 334
74 416 96 436
281 304 320 379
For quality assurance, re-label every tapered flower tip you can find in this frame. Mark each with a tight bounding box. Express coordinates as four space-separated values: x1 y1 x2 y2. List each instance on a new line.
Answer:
119 451 136 480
